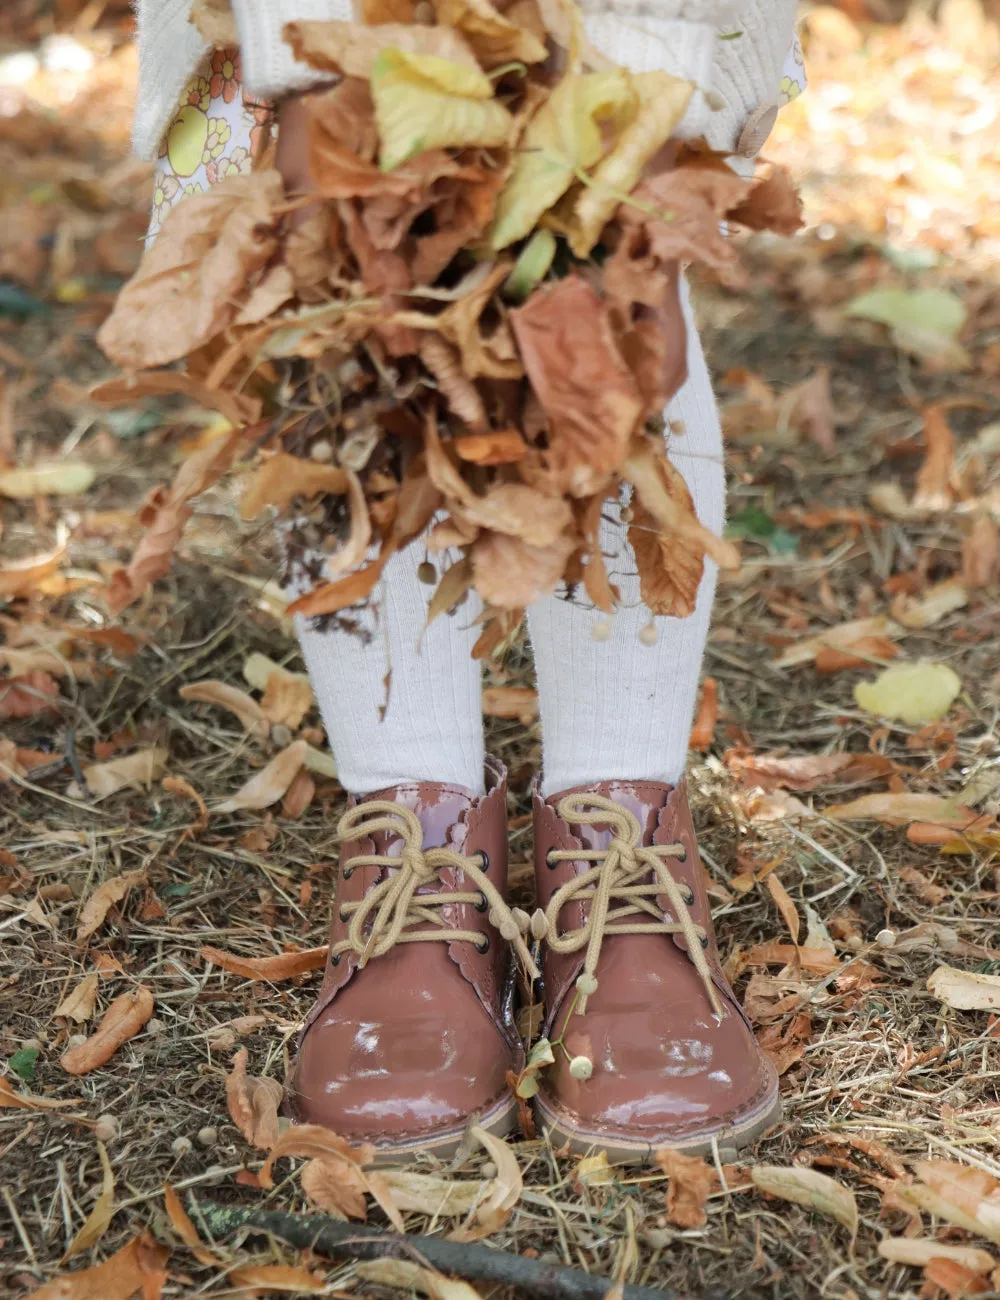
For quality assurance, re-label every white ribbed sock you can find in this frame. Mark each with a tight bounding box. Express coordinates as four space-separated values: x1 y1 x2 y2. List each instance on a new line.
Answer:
528 278 725 797
293 538 486 795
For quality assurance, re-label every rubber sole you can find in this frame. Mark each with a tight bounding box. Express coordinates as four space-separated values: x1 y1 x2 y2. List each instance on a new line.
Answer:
534 1073 783 1165
362 1090 520 1165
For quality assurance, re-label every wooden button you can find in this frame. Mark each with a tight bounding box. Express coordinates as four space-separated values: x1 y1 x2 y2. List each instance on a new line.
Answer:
736 102 779 157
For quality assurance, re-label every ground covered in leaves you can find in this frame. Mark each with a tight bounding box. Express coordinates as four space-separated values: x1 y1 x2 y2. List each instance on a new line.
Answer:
3 2 1000 1298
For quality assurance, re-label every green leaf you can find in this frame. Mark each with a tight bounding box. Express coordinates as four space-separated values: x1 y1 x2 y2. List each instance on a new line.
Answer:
527 1036 555 1069
503 230 557 300
9 1047 39 1081
727 503 776 539
844 287 969 369
0 282 49 318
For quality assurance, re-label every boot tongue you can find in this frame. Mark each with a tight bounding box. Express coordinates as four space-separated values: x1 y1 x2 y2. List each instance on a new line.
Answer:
362 782 476 854
547 780 674 847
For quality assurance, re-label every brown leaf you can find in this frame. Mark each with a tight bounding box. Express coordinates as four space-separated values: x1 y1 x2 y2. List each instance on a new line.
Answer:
260 1123 375 1216
77 869 148 941
628 469 705 619
624 439 739 573
726 751 898 793
226 1047 283 1151
282 768 316 819
923 1258 991 1296
890 577 968 629
744 943 840 973
434 0 547 67
260 669 315 729
751 1165 858 1240
824 792 975 828
471 530 576 608
962 514 1000 590
55 974 100 1023
420 336 488 430
240 452 349 519
766 875 800 945
0 545 67 598
189 0 238 45
163 1184 218 1267
775 616 899 668
60 986 155 1075
482 686 538 721
756 1010 812 1075
726 165 803 236
814 636 901 672
914 405 956 511
287 557 386 617
179 680 269 737
23 1232 170 1300
162 775 210 837
84 751 168 799
927 965 1000 1011
689 677 718 750
201 943 329 981
97 172 284 370
454 431 527 466
356 1259 484 1300
228 1266 328 1294
0 670 61 719
65 1142 115 1258
214 740 308 813
790 367 837 456
878 1238 996 1274
435 262 523 381
0 1076 82 1111
625 164 750 286
90 371 259 431
903 1161 1000 1245
284 19 481 77
655 1149 714 1228
511 276 644 490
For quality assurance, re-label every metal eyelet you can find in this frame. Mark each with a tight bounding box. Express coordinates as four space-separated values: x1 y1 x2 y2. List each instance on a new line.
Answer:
474 891 488 913
699 935 709 949
677 846 688 863
331 953 341 966
546 850 558 870
342 866 354 880
339 905 350 923
477 934 491 954
682 886 695 906
476 850 489 872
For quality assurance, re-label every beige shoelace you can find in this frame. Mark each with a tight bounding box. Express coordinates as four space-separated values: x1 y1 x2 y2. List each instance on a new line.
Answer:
544 793 723 1018
332 801 540 980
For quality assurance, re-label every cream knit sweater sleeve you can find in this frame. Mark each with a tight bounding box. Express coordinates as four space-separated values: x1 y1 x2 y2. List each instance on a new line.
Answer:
132 0 795 163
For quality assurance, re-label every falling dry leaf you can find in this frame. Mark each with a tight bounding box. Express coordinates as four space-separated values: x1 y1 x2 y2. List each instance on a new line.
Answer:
655 1148 714 1228
23 1232 170 1300
60 986 155 1076
0 1076 82 1112
689 677 718 750
55 974 100 1023
775 616 899 668
890 578 968 630
226 1047 283 1150
213 740 308 813
0 546 67 598
178 680 270 738
65 1142 115 1258
83 750 169 799
201 943 329 981
928 965 1000 1012
751 1165 858 1240
240 452 349 519
914 404 957 509
77 869 147 941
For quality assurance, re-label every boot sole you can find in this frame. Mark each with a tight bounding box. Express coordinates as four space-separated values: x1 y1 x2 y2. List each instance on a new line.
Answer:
535 1071 782 1165
363 1091 520 1165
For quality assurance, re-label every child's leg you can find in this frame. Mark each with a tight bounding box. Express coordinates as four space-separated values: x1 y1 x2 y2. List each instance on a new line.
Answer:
528 276 724 795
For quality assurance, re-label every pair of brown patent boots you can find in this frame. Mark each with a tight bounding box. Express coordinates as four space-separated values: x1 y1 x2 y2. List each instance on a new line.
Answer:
287 758 780 1163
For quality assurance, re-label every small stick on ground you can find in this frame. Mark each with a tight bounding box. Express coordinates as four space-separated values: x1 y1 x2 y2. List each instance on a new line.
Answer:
192 1199 701 1300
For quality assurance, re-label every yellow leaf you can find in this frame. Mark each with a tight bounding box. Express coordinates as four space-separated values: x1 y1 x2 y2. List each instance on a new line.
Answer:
0 462 96 498
83 751 168 799
54 974 100 1023
751 1165 858 1240
878 1238 996 1273
890 577 968 629
491 69 637 248
65 1142 114 1258
357 1259 484 1300
283 18 481 77
370 48 513 172
570 71 693 256
228 1265 328 1293
900 1161 1000 1245
853 661 962 724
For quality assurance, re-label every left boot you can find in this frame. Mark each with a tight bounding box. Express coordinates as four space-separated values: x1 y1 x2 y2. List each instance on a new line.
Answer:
532 780 780 1162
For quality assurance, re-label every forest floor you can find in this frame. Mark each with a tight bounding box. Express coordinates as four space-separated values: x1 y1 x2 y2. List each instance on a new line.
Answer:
2 3 1000 1298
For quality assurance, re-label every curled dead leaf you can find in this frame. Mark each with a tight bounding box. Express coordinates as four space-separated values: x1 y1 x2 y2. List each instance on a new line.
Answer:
213 740 308 813
60 985 155 1075
201 943 329 981
751 1165 858 1240
84 750 168 799
77 869 147 941
655 1148 714 1228
226 1047 283 1150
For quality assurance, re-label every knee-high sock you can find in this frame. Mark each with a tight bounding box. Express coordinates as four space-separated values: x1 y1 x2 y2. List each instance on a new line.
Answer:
293 539 485 796
528 280 725 797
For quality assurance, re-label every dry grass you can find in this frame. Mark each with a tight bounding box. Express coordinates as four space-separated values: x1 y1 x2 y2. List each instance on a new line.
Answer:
3 4 1000 1298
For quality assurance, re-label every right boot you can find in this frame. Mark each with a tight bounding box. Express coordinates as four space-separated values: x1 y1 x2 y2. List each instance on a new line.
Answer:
287 756 536 1159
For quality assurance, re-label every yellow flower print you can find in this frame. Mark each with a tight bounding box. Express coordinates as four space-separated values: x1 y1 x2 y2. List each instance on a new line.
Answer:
206 145 252 185
202 117 231 166
182 74 211 113
166 105 209 177
151 172 180 226
182 182 204 198
779 75 802 105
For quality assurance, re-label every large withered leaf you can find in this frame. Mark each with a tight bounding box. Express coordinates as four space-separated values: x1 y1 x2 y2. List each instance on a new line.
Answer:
97 172 283 370
434 0 547 68
240 452 349 519
579 493 617 612
570 71 693 257
727 165 803 236
623 438 739 573
438 260 523 380
510 275 643 490
371 48 514 172
627 464 704 618
411 159 510 284
491 70 637 249
472 529 575 607
284 19 481 77
603 232 687 417
420 335 489 429
623 163 750 286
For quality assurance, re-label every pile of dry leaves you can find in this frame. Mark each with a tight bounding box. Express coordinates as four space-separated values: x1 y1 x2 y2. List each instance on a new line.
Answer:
96 0 799 645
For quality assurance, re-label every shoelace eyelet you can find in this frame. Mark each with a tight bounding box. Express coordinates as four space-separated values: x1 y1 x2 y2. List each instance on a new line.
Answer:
339 905 350 923
342 866 354 880
682 886 695 906
474 890 488 913
546 849 558 870
476 850 489 871
476 934 490 954
331 953 341 966
699 935 709 949
677 846 688 863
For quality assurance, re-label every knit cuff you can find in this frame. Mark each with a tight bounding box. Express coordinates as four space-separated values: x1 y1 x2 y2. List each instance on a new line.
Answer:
132 0 211 159
232 0 355 99
582 13 719 140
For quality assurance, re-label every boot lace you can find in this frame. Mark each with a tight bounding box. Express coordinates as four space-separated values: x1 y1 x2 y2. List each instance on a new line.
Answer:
544 793 723 1017
332 801 539 980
